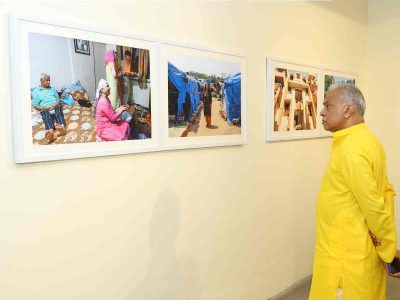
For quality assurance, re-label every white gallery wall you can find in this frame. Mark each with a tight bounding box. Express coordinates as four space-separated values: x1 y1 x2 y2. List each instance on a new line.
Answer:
0 1 390 300
70 39 96 99
29 33 100 99
93 41 107 95
29 33 73 90
367 0 400 237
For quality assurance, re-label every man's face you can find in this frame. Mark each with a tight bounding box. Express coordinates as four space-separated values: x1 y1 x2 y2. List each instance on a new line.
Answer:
40 76 50 88
320 89 349 132
125 55 131 63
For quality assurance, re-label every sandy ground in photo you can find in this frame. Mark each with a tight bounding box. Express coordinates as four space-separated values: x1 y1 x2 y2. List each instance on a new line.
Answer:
186 98 241 137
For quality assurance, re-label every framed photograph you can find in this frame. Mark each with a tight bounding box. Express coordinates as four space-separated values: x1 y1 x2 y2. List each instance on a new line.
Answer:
74 39 90 55
320 69 357 137
266 58 322 141
160 42 247 150
9 15 159 163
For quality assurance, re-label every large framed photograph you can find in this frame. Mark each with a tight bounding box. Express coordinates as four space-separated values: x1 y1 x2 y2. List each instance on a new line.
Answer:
160 43 247 150
320 69 357 137
265 58 322 141
9 16 159 163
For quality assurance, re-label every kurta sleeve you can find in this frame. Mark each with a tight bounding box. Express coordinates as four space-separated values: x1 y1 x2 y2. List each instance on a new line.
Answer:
100 99 121 122
385 181 395 217
53 88 60 100
341 152 397 263
31 88 41 106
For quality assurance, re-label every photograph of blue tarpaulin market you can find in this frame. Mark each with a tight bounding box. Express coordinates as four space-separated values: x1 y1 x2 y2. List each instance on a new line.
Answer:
168 53 241 137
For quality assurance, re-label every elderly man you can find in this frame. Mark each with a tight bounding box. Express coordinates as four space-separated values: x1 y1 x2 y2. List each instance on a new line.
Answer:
309 84 399 300
32 73 66 142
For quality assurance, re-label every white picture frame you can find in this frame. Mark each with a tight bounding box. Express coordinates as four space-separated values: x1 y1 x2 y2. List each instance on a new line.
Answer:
9 15 160 163
265 58 322 142
160 42 247 150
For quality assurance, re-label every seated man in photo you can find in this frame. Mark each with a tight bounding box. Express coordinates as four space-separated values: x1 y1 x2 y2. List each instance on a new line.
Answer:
32 73 66 142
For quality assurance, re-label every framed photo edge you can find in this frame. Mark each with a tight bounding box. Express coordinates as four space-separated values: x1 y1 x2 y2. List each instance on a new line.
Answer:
74 39 90 55
160 42 248 150
265 56 323 142
9 14 248 163
9 14 161 163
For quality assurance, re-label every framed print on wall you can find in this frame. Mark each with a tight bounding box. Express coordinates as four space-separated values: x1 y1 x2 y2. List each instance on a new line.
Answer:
74 39 90 55
9 15 159 163
160 42 247 150
320 69 357 137
265 58 322 141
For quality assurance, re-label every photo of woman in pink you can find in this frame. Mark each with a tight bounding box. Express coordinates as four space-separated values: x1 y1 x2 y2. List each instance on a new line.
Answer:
95 79 131 141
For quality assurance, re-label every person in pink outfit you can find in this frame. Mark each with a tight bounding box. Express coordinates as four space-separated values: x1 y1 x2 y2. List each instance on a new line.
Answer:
95 79 131 141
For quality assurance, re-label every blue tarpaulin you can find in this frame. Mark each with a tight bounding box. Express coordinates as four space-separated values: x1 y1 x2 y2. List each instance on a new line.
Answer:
224 73 241 123
168 63 200 123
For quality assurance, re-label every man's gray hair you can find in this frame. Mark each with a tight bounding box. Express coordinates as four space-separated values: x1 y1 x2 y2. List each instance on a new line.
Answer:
40 73 50 80
329 83 366 116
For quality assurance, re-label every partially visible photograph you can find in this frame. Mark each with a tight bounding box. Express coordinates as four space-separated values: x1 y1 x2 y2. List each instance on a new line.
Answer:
168 52 241 138
324 74 356 97
29 32 151 145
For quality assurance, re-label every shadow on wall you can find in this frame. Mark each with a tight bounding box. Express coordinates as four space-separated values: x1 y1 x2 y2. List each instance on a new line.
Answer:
126 191 202 300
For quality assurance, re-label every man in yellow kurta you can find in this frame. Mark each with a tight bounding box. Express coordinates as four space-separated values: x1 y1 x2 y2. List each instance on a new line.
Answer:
309 84 399 300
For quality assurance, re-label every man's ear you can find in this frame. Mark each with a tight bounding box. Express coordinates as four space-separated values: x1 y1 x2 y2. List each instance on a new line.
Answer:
344 103 355 119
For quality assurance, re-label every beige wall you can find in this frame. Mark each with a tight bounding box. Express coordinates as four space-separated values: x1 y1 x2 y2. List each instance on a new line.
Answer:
368 0 400 241
0 1 369 300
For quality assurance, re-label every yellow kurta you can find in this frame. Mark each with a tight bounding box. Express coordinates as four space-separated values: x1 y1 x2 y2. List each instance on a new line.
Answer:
309 123 396 300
